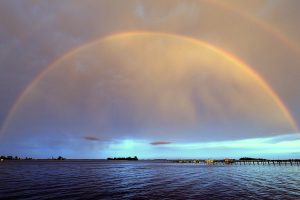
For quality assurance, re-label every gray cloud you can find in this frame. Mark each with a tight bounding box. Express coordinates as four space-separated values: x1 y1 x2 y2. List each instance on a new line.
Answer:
82 136 100 141
150 141 172 145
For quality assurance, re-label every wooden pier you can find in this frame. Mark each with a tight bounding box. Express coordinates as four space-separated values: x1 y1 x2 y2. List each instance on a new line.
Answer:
175 159 300 166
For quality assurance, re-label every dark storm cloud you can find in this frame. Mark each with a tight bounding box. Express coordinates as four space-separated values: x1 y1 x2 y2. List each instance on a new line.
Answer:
82 136 100 141
150 141 172 145
82 136 111 142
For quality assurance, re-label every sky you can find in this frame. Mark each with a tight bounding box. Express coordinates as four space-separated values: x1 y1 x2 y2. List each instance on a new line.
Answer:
1 0 300 159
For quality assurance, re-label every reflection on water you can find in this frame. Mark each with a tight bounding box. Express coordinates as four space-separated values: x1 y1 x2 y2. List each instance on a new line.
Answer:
0 161 300 199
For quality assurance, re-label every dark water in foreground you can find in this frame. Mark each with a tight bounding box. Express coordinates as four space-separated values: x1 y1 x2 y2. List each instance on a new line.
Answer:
0 161 300 200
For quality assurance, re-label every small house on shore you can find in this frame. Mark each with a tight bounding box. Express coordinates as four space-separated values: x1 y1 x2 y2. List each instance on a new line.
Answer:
224 158 235 164
205 159 215 164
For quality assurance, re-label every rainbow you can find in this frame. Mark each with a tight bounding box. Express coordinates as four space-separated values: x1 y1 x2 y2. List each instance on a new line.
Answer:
1 31 298 134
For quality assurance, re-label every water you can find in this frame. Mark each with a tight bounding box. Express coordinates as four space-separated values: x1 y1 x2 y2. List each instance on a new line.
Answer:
0 160 300 199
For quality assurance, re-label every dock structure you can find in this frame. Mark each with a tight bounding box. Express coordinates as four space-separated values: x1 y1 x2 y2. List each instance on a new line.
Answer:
234 159 300 166
174 159 300 166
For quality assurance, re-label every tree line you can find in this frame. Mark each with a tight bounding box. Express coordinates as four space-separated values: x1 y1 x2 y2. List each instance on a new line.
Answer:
107 156 138 161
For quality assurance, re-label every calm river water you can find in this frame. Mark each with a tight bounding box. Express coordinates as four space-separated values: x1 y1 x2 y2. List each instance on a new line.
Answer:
0 160 299 199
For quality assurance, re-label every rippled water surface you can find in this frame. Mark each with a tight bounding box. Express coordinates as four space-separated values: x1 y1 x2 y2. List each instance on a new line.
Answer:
0 160 300 199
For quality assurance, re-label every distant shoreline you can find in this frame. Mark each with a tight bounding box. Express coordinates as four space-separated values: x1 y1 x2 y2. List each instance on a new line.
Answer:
1 155 300 163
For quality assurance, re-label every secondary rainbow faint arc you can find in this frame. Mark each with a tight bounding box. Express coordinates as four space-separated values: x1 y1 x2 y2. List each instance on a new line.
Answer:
1 31 298 134
208 0 300 59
